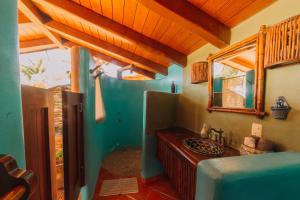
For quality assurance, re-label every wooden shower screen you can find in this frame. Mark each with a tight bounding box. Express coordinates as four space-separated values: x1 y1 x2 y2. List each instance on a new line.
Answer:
264 15 300 68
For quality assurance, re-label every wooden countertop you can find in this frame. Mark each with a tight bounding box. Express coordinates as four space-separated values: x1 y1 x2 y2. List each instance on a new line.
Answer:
156 127 240 167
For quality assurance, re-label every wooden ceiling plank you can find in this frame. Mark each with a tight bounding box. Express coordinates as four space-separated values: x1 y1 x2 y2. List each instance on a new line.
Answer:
100 0 113 19
225 0 276 27
20 37 57 53
123 0 138 28
18 0 63 48
137 0 231 48
112 0 125 24
45 20 168 75
18 11 32 24
33 0 187 66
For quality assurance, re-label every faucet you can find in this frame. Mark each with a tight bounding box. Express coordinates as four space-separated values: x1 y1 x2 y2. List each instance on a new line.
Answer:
209 127 224 144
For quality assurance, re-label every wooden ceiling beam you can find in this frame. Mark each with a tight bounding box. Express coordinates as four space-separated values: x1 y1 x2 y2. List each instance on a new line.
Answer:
117 65 156 80
64 42 130 67
131 65 156 79
18 0 63 48
138 0 231 48
20 38 57 53
66 42 155 78
45 20 168 75
32 0 187 67
91 50 129 68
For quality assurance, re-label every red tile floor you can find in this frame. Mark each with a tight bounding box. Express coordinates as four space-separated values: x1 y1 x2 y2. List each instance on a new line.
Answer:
93 168 181 200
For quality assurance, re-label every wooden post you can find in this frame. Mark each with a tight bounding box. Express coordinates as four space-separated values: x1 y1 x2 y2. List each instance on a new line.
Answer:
257 25 267 116
71 46 81 92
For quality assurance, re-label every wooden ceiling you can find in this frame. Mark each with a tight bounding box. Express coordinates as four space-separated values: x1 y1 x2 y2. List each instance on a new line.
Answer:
18 0 275 75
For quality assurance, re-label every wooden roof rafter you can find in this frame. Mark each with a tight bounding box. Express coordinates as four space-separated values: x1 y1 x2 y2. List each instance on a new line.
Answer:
31 0 187 67
118 65 156 80
45 20 168 75
65 43 156 79
20 37 57 53
18 0 64 48
137 0 231 48
90 50 129 68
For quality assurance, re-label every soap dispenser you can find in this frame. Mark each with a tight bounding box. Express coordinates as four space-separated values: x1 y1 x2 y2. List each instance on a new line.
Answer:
200 124 209 139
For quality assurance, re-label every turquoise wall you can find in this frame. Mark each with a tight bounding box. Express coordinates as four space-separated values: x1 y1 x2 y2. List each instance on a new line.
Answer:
0 0 25 167
79 48 182 199
99 65 182 149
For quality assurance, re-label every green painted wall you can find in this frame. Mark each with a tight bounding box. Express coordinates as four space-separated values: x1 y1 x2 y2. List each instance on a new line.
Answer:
0 0 25 167
78 48 182 199
142 91 179 179
176 0 300 151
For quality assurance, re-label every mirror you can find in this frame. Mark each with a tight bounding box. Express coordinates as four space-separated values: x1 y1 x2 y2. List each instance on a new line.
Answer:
212 42 256 109
208 33 266 116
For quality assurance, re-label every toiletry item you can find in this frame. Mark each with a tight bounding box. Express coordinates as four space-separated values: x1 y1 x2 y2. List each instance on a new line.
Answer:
171 81 176 93
244 136 256 148
200 124 209 139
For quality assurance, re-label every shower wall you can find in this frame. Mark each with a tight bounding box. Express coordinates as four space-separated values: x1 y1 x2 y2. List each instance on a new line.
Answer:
79 48 183 200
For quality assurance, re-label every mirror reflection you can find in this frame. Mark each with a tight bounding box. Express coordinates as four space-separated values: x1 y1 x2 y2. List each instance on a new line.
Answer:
212 44 256 109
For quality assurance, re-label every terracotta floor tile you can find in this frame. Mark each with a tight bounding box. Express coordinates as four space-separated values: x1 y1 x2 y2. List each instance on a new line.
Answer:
146 176 180 199
146 190 173 200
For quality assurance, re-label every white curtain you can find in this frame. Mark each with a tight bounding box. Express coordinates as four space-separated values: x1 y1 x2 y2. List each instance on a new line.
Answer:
95 75 106 123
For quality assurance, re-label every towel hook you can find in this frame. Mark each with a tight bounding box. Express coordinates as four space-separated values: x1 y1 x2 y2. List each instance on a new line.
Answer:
90 64 104 78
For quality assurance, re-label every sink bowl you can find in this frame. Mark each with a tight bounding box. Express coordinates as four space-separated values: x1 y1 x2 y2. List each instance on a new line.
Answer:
183 137 224 157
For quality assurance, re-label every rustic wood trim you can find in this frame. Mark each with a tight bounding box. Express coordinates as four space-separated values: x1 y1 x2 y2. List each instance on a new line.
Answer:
20 38 57 54
45 20 168 75
264 15 300 68
18 0 63 48
137 0 230 48
207 33 266 117
33 0 187 67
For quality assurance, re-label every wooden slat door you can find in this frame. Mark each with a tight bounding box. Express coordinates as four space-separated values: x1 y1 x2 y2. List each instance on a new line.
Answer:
62 91 85 200
21 85 56 200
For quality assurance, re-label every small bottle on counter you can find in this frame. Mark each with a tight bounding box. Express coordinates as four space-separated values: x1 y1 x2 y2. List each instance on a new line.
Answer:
171 81 176 93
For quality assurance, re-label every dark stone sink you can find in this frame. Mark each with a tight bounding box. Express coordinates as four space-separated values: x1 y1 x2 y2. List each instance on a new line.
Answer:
183 137 225 157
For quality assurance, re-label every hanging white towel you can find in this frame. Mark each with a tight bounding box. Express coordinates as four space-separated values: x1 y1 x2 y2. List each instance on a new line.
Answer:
95 75 106 123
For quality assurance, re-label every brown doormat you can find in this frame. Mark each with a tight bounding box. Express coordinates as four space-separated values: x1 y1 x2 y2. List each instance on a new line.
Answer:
99 178 138 196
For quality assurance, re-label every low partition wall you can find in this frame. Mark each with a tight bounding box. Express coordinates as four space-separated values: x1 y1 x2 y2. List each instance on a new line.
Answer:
141 91 178 180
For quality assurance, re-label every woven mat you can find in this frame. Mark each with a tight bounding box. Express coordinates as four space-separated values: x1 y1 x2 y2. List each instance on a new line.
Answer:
99 178 138 196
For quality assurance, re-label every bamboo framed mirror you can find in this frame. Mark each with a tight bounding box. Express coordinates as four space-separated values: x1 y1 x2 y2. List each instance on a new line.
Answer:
207 29 266 117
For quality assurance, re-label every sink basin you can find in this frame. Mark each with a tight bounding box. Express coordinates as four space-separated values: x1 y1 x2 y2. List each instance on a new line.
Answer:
183 137 224 157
